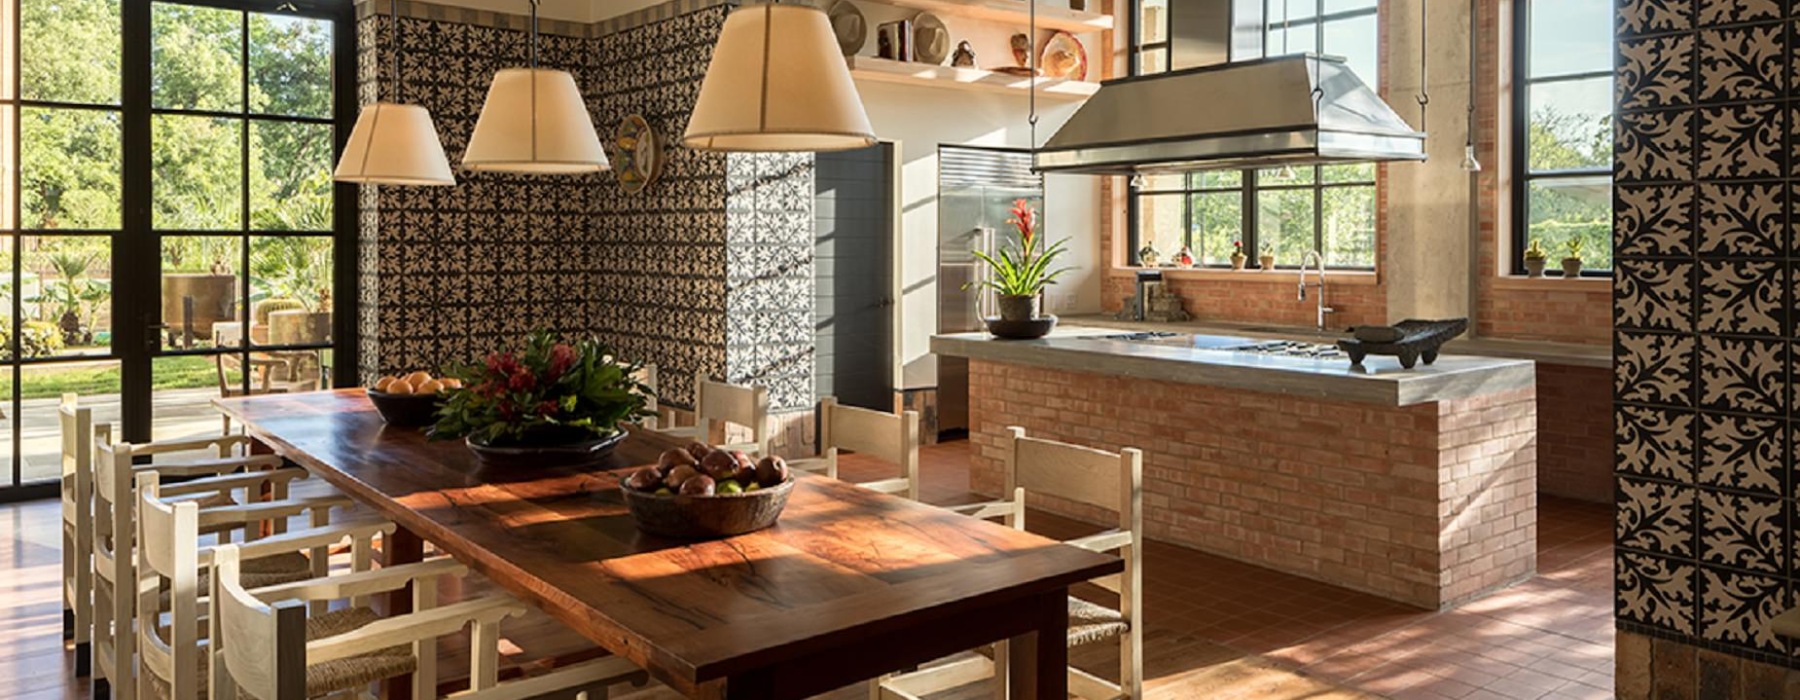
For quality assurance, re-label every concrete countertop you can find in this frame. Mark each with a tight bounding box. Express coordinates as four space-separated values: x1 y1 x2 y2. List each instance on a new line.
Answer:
1058 314 1610 369
932 325 1537 407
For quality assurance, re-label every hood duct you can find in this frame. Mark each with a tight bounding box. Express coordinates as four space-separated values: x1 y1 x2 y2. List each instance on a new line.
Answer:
1034 54 1426 175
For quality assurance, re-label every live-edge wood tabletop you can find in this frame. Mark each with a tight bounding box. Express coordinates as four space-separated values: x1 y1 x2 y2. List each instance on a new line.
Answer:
216 389 1121 699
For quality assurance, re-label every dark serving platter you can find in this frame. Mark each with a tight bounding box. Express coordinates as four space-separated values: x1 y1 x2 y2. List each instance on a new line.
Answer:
1336 318 1469 369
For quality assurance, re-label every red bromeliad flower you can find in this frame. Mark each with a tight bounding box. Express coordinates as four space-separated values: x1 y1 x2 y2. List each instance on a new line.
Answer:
1009 199 1036 250
546 343 577 381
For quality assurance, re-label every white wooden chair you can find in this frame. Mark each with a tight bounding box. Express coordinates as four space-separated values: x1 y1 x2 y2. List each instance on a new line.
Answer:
878 427 1144 700
63 392 287 679
788 397 921 501
136 471 384 700
631 363 664 430
61 395 97 676
652 370 770 456
210 544 649 700
90 431 297 700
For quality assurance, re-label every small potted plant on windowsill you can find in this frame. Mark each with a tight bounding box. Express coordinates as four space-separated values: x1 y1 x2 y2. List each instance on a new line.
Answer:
971 199 1070 339
1230 241 1247 271
1560 239 1584 278
1523 240 1548 278
1258 246 1275 271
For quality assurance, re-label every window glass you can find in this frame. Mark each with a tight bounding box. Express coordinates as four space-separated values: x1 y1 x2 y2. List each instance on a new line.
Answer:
1518 0 1614 273
22 107 122 230
21 0 121 105
152 3 245 112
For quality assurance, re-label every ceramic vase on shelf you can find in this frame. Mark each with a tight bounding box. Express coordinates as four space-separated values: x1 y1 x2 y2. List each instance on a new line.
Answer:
1561 257 1583 278
1230 253 1247 271
1259 254 1276 270
1524 258 1546 278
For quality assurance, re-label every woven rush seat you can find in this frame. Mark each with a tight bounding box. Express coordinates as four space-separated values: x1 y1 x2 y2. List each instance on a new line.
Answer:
1067 596 1129 646
150 607 414 700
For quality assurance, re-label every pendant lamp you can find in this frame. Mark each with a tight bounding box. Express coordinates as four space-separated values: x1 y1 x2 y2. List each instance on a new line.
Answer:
462 0 608 173
334 0 454 186
683 1 875 152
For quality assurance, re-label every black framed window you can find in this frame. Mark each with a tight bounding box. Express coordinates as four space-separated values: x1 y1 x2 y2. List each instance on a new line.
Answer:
1127 0 1378 270
1512 0 1613 275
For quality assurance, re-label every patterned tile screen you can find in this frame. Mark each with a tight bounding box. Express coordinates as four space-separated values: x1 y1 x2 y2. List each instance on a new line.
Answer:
1615 0 1800 668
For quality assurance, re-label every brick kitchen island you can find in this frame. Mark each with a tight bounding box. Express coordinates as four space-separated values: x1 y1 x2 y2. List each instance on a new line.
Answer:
935 328 1539 610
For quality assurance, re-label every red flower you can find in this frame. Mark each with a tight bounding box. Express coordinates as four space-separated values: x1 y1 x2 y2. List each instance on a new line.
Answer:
1009 199 1036 249
536 400 559 416
508 368 536 392
485 351 518 376
546 343 577 381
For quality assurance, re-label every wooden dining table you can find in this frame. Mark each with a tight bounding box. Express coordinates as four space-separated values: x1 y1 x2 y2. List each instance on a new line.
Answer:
215 389 1121 700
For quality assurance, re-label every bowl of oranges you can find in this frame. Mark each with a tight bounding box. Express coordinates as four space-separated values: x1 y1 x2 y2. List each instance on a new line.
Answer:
367 371 461 428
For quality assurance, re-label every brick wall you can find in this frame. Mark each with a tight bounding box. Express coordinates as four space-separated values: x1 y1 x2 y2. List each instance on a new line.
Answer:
967 358 1535 609
1100 272 1388 329
1536 364 1613 503
1616 630 1800 699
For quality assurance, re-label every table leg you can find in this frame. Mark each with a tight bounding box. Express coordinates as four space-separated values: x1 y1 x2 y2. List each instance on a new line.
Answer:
1006 591 1068 700
381 527 425 700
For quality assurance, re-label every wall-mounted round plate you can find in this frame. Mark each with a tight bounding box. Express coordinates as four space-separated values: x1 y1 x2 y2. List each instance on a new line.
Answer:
614 114 660 195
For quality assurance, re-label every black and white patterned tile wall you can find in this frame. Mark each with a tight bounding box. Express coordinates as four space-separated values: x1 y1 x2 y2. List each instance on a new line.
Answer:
355 0 817 414
1614 0 1800 668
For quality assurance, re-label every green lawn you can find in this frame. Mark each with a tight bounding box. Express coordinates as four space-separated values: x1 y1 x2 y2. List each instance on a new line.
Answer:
0 355 218 400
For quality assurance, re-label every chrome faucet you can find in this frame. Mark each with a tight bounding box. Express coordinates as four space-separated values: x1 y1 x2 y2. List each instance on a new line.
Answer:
1297 250 1335 331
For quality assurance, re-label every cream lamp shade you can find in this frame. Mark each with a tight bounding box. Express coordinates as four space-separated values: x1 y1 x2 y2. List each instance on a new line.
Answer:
684 2 876 152
334 102 456 186
463 68 610 173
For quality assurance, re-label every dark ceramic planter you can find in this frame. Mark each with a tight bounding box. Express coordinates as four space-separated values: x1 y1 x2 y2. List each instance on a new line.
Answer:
466 429 627 471
995 294 1039 322
1560 258 1583 278
1524 258 1546 278
367 390 443 428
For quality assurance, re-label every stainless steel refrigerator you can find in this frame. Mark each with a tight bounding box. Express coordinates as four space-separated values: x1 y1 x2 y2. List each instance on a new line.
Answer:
936 147 1041 433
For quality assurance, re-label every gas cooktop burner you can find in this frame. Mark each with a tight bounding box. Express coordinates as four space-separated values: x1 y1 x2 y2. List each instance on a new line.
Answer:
1095 331 1181 341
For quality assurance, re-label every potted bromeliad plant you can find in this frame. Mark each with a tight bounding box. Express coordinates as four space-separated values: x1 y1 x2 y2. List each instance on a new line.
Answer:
971 199 1071 338
430 330 651 469
1560 239 1585 277
1523 239 1549 278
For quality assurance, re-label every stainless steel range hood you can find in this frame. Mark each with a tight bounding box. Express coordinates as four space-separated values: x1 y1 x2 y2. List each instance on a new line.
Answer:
1035 54 1426 175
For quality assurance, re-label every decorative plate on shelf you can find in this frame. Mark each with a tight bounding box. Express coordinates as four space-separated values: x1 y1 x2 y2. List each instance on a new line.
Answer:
912 12 949 65
613 114 661 195
828 0 866 56
1040 31 1087 81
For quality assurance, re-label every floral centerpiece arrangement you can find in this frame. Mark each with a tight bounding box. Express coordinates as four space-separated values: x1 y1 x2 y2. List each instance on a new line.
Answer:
970 199 1071 326
430 330 650 466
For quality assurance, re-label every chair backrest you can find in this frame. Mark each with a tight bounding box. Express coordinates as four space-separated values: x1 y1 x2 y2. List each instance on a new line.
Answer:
1001 427 1143 592
819 397 921 500
632 363 660 428
93 427 130 556
214 544 308 700
60 394 92 488
136 474 203 700
693 370 769 452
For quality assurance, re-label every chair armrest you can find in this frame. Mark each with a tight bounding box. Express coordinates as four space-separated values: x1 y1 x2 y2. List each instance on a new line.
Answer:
212 518 396 566
250 557 463 603
159 467 309 498
136 454 285 478
130 435 254 456
787 456 830 473
195 494 352 529
307 597 525 664
443 656 648 700
1066 529 1132 554
945 501 1014 521
855 478 912 495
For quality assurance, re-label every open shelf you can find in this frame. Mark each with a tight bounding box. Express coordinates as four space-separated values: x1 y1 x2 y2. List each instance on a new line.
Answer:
848 56 1100 99
862 0 1113 34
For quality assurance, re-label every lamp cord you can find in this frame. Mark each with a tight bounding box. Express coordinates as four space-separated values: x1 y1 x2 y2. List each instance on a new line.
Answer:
1465 0 1477 149
529 0 540 70
1028 0 1038 149
1415 0 1429 128
389 0 401 102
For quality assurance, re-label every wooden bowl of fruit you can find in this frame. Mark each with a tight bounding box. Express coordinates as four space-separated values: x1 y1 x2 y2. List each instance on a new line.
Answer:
619 443 795 539
366 371 461 428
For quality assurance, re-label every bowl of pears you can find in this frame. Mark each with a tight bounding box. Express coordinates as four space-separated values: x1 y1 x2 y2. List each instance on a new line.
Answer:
619 442 794 539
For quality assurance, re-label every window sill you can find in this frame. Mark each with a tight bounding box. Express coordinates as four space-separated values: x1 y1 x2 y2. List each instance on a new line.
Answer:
1110 266 1380 286
1490 275 1611 292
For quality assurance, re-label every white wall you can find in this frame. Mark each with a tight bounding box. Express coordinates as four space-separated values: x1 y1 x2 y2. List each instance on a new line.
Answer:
587 0 673 22
842 2 1105 389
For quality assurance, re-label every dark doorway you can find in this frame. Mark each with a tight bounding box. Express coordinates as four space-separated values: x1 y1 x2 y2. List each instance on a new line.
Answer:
814 144 894 412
